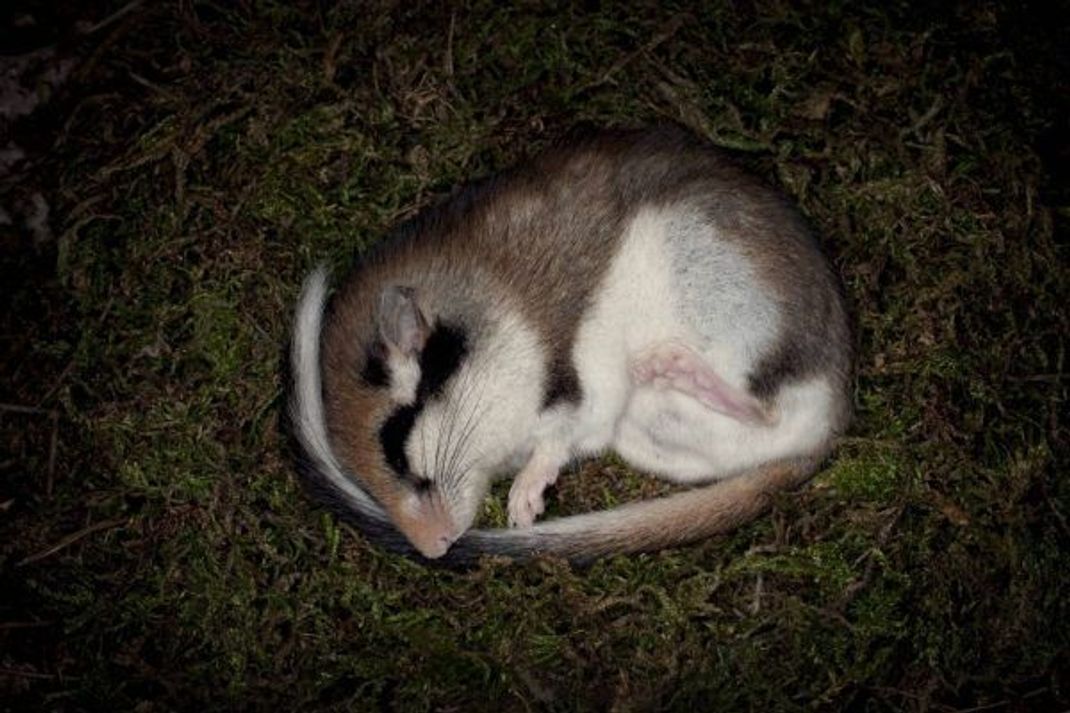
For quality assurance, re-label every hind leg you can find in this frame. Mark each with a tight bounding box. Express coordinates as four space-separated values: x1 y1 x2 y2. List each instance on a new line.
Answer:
630 341 775 425
616 372 838 486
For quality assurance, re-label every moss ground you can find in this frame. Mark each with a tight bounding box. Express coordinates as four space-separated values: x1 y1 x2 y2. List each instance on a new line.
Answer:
1 1 1066 710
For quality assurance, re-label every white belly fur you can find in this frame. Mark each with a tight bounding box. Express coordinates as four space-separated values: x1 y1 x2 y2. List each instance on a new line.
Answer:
567 205 836 482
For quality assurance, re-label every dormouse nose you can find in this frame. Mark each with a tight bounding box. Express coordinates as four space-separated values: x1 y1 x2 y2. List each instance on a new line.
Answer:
400 493 459 559
415 534 455 559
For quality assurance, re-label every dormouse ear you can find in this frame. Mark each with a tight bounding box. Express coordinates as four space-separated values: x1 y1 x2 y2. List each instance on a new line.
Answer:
377 285 429 357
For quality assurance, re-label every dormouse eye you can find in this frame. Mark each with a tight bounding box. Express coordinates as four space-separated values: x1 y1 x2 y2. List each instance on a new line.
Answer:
378 404 436 492
360 341 389 387
380 404 417 476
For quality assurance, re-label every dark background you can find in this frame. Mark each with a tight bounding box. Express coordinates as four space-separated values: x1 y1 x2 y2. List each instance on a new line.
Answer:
1 1 1066 710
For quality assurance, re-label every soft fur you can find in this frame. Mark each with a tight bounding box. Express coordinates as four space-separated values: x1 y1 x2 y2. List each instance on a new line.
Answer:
290 125 851 563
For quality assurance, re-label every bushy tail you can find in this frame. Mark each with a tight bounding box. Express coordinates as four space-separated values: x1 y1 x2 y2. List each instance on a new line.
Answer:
290 268 417 553
291 267 818 566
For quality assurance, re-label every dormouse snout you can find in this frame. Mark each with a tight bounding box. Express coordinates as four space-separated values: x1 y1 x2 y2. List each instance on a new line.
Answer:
395 491 461 559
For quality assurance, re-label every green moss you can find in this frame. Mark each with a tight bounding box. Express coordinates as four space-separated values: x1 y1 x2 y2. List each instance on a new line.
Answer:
1 0 1066 710
821 448 906 503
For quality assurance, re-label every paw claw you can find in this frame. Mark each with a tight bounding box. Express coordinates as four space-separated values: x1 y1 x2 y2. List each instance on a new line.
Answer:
508 477 554 529
507 451 563 529
507 491 540 529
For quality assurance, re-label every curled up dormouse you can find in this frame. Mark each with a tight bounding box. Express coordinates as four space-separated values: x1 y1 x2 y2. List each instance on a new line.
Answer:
290 125 851 564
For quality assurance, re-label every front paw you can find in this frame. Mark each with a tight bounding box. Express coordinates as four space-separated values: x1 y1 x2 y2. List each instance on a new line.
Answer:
507 481 546 529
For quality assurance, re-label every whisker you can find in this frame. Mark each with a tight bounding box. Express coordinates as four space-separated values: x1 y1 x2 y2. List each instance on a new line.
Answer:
430 316 524 506
420 402 429 480
437 356 483 500
432 401 447 484
439 374 467 488
443 370 491 498
438 374 473 502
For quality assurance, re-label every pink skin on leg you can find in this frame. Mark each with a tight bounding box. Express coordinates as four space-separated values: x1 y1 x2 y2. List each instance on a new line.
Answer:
508 449 564 528
631 342 774 425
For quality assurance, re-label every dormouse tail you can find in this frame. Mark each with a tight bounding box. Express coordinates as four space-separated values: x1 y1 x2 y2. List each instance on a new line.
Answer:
456 458 818 564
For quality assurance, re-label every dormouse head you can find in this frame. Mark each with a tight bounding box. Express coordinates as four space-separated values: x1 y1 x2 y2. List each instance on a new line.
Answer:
335 284 488 559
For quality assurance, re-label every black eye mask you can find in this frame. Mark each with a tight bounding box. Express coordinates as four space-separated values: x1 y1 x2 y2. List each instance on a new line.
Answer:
380 403 418 477
415 324 467 401
376 323 468 482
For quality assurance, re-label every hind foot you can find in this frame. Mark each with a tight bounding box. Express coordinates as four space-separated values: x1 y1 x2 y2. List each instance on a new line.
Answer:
631 341 775 425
